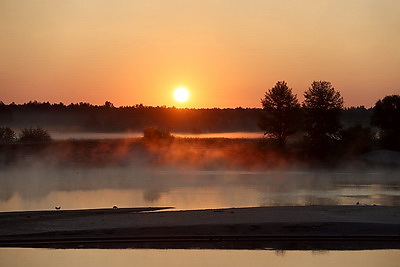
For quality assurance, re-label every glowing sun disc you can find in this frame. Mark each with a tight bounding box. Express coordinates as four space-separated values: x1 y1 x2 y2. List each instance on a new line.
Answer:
174 88 190 102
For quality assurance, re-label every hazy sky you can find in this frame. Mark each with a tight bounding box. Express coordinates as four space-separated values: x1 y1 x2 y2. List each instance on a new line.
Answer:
1 0 399 108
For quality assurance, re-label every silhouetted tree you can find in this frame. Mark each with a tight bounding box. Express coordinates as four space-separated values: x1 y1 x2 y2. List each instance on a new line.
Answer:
0 127 16 144
303 81 344 157
259 81 301 148
18 127 51 143
371 95 400 151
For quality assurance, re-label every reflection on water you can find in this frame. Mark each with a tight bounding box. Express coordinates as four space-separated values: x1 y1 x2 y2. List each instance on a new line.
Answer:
0 248 399 267
1 166 400 211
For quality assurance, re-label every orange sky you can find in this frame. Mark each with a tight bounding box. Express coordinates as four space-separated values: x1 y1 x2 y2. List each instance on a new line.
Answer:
1 0 399 108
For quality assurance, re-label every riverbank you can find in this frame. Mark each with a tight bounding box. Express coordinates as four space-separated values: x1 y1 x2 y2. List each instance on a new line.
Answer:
1 206 399 250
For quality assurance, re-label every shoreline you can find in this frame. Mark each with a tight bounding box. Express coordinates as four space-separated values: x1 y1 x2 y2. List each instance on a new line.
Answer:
1 206 400 250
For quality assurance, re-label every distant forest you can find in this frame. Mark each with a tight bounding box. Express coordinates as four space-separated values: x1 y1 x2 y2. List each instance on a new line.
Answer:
0 101 371 133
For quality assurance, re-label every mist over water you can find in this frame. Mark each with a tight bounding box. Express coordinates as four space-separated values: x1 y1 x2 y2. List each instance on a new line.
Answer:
1 139 400 266
1 161 399 212
1 134 399 212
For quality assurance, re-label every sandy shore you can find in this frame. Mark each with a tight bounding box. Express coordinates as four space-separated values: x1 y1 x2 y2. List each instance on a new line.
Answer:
1 206 400 250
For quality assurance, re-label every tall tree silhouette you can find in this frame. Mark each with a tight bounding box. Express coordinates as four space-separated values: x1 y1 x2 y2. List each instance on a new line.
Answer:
371 95 400 151
303 81 344 157
259 81 301 148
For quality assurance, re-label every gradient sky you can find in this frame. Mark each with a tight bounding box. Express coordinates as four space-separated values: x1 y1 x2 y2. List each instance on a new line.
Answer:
1 0 399 108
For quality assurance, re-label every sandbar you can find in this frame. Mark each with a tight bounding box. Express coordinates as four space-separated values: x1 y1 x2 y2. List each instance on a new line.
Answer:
0 206 399 250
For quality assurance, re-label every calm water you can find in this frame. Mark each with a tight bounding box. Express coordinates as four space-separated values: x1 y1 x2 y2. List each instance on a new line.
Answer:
0 248 399 267
1 167 399 212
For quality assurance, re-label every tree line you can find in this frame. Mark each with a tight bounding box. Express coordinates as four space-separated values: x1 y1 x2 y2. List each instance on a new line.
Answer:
259 80 400 157
1 101 371 134
0 102 262 133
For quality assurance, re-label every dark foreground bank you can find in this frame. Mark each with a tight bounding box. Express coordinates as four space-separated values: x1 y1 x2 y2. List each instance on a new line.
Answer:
0 206 399 250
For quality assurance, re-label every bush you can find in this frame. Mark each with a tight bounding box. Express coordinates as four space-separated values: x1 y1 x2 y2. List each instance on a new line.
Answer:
143 127 173 141
18 127 51 143
0 127 16 144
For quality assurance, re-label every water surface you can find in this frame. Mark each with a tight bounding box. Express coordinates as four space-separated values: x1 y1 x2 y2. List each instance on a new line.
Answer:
0 248 399 267
2 166 399 265
1 168 399 211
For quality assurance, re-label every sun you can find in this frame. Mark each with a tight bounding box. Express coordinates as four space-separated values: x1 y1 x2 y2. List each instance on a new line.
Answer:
173 88 190 102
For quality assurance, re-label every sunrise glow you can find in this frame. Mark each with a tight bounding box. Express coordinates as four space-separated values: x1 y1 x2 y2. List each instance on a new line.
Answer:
1 1 399 108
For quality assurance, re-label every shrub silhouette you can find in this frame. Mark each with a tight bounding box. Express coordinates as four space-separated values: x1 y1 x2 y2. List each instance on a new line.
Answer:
0 127 16 144
143 127 173 141
18 127 51 143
